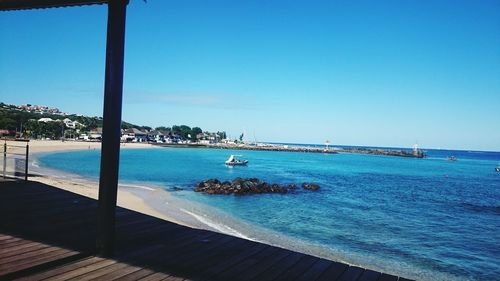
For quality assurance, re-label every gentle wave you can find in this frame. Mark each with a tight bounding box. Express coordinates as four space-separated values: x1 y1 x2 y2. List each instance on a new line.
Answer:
119 183 156 191
179 208 254 241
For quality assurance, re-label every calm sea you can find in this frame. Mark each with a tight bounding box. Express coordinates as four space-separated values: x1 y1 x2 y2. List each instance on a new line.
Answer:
37 146 500 281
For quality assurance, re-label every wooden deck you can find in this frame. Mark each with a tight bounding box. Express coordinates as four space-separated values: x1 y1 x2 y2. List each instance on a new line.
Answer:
0 180 412 281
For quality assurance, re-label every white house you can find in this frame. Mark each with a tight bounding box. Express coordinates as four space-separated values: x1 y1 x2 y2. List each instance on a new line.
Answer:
147 130 164 143
62 118 83 129
122 128 148 142
38 117 54 123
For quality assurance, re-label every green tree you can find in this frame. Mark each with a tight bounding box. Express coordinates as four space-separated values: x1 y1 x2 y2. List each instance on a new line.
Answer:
190 127 202 141
217 131 227 140
24 120 40 138
155 126 171 133
0 117 16 130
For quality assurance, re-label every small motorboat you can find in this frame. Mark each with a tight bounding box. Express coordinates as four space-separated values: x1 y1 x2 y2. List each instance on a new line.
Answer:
448 156 457 161
496 166 500 172
225 155 248 166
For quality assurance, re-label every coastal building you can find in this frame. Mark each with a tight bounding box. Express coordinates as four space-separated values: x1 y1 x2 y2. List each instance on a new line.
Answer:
0 129 10 136
37 117 55 123
147 130 164 143
62 118 83 129
78 133 89 141
196 132 221 144
122 128 148 142
18 104 65 115
89 128 103 140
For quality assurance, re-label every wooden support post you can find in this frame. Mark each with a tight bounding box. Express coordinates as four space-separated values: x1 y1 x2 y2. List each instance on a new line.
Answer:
25 144 29 182
3 142 6 179
96 0 128 257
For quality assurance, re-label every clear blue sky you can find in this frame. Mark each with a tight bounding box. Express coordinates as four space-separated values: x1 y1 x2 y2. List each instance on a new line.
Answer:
1 0 499 151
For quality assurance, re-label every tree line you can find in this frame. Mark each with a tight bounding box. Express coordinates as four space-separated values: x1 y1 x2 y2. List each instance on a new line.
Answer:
0 103 226 141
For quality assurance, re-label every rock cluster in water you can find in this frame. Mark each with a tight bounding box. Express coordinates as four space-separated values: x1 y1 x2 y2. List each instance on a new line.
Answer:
195 178 320 195
301 182 320 191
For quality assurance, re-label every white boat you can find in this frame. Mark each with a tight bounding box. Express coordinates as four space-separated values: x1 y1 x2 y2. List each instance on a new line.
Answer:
496 166 500 172
225 155 248 166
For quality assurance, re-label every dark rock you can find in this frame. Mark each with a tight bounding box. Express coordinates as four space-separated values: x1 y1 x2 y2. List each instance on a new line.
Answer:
301 182 320 191
195 178 291 195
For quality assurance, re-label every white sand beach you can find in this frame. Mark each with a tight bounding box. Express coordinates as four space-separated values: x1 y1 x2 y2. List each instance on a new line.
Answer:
3 139 196 228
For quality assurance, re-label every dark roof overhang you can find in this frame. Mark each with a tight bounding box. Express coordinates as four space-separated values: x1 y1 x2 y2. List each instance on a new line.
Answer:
0 0 109 11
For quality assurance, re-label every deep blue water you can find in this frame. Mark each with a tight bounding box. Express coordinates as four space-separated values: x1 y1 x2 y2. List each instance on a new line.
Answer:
38 147 500 280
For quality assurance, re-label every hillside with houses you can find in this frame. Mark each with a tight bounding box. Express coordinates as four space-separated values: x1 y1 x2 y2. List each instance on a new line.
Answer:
0 102 227 144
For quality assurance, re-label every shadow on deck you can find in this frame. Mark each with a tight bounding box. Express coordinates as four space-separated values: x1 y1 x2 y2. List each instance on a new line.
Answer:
0 180 411 281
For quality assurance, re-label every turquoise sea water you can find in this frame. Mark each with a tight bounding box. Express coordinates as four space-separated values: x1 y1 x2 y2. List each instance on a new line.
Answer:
37 147 500 280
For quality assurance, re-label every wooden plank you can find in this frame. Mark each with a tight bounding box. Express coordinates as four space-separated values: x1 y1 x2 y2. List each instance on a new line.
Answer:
0 235 13 240
117 244 167 263
13 256 104 281
357 269 381 281
378 273 399 281
201 242 269 278
67 262 130 281
122 229 214 262
316 261 348 281
3 201 95 223
271 255 318 281
43 259 116 281
2 209 96 236
230 248 292 281
0 243 49 259
0 237 22 246
0 246 61 264
92 264 142 281
138 272 172 281
141 231 221 269
177 235 252 277
0 249 78 276
294 258 334 281
215 245 284 280
117 268 156 281
0 239 33 251
338 266 365 281
1 253 89 281
163 276 186 281
0 196 94 216
170 234 238 272
249 252 305 281
0 241 39 253
115 219 185 247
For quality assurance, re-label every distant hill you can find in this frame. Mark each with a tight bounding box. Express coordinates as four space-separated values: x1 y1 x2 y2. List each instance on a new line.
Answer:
0 102 225 141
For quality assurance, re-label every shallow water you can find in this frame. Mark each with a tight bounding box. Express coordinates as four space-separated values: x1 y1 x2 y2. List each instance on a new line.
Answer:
38 147 500 280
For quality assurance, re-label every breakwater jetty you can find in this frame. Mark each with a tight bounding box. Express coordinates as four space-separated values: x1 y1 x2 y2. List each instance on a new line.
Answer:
154 142 425 158
337 147 425 158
